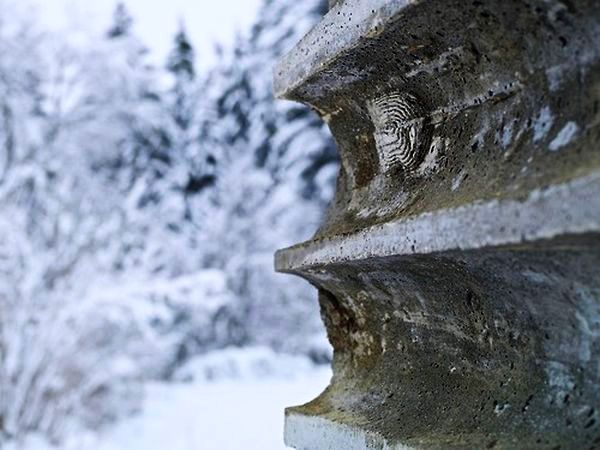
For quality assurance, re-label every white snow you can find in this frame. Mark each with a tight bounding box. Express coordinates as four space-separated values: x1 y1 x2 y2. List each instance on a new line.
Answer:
501 123 513 149
5 348 332 450
533 106 554 142
549 121 579 151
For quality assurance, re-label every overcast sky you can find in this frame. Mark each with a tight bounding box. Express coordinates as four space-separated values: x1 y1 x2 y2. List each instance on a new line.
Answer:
31 0 263 66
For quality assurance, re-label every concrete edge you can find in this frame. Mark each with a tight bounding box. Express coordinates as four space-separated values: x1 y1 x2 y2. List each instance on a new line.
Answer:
285 412 415 450
275 171 600 272
273 0 418 99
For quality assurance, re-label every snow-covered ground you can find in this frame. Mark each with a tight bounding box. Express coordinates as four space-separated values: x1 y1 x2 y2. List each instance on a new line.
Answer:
6 348 332 450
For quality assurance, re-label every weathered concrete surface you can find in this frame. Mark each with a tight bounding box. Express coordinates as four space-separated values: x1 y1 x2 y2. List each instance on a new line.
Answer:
275 0 600 448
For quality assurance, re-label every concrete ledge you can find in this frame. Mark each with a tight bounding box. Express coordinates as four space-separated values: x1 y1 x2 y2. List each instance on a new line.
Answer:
285 413 414 450
277 172 600 273
274 0 418 99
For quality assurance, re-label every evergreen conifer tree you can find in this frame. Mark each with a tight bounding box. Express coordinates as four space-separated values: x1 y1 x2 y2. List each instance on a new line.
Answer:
107 2 134 39
167 23 195 81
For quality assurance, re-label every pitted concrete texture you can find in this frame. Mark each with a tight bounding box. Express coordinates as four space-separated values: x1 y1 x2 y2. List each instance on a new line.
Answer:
275 0 600 448
286 239 600 449
275 0 600 239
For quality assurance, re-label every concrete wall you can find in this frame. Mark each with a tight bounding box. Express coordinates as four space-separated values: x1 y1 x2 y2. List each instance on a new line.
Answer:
275 1 600 448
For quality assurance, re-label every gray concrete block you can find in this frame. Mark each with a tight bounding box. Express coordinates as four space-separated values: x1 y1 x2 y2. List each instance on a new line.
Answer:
275 0 600 448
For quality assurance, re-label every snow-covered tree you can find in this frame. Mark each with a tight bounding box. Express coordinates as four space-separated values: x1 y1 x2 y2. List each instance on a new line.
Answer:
107 2 134 39
0 14 143 442
163 22 216 221
0 3 169 442
196 0 336 355
167 22 195 82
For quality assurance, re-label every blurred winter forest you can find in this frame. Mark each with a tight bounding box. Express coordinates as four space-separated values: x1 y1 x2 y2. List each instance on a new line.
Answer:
0 0 336 445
